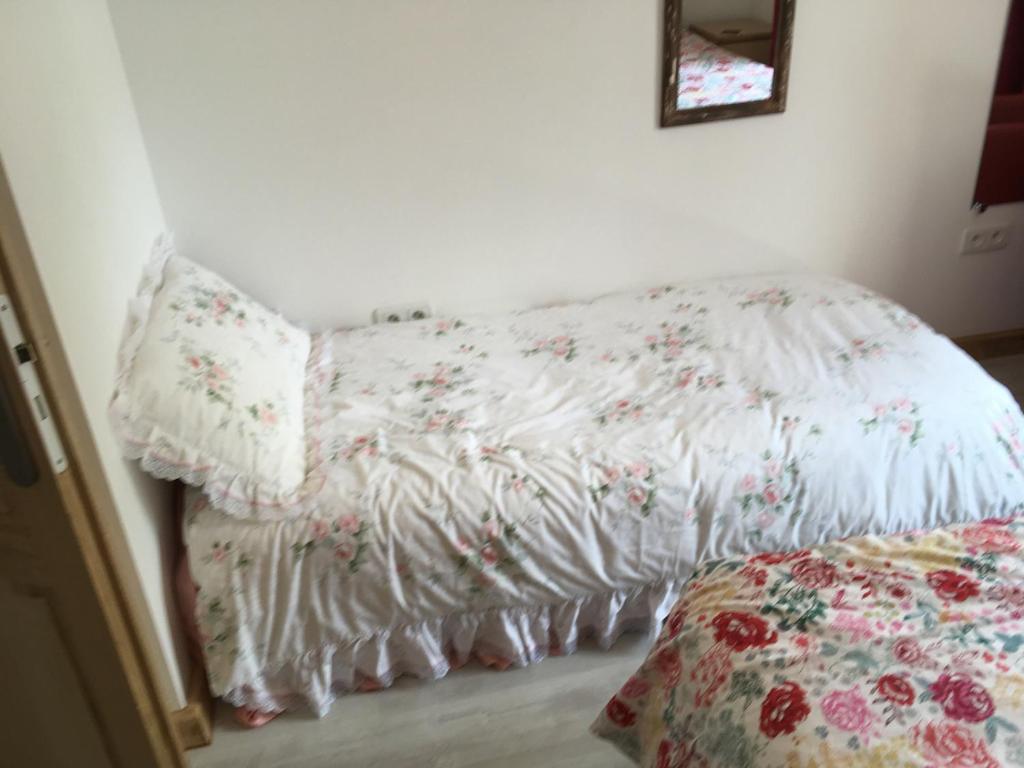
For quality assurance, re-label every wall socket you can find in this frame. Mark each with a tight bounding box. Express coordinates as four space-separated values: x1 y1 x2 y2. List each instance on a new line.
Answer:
961 224 1012 255
371 303 433 325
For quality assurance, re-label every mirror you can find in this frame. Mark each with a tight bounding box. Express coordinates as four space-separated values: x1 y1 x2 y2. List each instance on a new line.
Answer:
661 0 796 127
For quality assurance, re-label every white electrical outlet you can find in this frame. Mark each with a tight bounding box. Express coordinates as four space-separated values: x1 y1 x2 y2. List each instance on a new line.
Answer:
961 224 1012 255
371 303 433 325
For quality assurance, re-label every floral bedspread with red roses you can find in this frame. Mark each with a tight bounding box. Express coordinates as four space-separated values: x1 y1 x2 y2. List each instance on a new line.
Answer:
594 516 1024 767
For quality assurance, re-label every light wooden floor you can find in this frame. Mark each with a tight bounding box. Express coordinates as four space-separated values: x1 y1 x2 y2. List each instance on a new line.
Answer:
190 353 1024 768
190 635 643 768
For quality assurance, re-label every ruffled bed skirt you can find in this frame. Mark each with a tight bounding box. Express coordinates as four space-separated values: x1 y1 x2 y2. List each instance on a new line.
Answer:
219 580 682 718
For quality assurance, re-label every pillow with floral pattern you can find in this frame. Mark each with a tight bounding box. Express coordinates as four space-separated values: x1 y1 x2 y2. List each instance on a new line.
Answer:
110 235 325 519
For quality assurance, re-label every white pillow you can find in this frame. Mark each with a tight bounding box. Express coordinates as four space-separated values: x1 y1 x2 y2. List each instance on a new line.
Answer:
110 236 326 519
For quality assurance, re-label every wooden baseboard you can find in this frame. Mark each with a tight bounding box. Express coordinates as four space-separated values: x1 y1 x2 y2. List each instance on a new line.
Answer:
170 661 213 750
953 328 1024 361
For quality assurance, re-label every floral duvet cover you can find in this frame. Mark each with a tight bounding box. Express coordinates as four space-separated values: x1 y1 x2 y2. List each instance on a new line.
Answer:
676 31 775 110
593 517 1024 768
184 273 1024 715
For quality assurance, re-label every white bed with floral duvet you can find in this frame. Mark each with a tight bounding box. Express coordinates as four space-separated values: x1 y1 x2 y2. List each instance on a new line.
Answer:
179 274 1024 717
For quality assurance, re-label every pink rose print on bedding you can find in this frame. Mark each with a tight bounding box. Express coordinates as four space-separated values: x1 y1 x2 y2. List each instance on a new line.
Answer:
521 335 578 362
339 515 361 535
643 321 700 364
479 544 500 566
589 461 659 517
179 347 235 406
739 473 764 500
960 523 1021 554
454 343 488 360
430 318 465 337
739 287 795 310
820 687 875 738
169 283 249 328
836 338 887 366
890 637 930 667
310 519 331 542
643 322 706 362
780 414 824 438
675 366 725 392
500 471 547 500
644 285 676 301
735 452 800 535
595 398 645 427
988 582 1024 611
912 721 999 768
246 401 279 427
829 611 875 643
852 293 925 334
203 540 248 567
331 434 380 462
410 363 468 401
419 408 469 436
672 301 709 317
994 411 1024 472
452 513 527 595
860 398 924 447
691 642 732 708
291 514 372 574
743 386 778 409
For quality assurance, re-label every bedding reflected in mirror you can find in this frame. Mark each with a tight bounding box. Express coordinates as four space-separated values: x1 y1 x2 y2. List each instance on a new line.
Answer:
677 18 775 109
662 0 795 127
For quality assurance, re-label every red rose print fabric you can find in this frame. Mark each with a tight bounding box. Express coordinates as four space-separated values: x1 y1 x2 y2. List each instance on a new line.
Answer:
710 611 778 652
759 681 811 738
592 517 1024 767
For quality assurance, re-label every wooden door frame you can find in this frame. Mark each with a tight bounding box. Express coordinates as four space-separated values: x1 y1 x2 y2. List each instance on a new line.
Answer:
0 160 185 767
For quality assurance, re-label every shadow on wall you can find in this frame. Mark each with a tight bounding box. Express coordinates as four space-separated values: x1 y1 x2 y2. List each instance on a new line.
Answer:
123 458 192 705
883 56 1024 337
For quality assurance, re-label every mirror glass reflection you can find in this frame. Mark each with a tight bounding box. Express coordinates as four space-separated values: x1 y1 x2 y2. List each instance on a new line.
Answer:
677 9 776 109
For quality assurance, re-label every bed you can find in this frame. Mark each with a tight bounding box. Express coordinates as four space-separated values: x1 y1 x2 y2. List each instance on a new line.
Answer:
592 515 1024 767
676 31 775 110
180 272 1024 717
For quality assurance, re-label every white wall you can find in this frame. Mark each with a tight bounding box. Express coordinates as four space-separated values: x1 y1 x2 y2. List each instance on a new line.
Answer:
107 0 1024 337
686 0 775 25
0 0 187 707
108 0 1024 338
